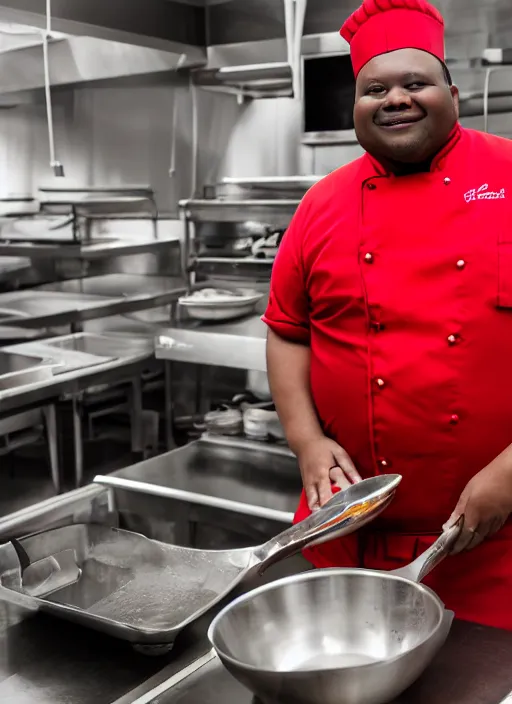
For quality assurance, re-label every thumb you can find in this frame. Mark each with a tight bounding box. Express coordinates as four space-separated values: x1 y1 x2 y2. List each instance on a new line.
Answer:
442 511 460 532
443 491 468 531
443 494 467 532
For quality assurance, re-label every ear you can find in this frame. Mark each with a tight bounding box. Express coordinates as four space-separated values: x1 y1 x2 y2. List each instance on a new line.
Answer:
450 84 460 119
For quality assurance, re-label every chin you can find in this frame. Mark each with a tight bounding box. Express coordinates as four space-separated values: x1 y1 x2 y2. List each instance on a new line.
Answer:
384 146 431 163
374 135 432 164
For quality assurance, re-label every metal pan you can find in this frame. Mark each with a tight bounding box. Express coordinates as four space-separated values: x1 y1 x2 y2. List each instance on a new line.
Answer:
0 475 401 652
208 519 463 704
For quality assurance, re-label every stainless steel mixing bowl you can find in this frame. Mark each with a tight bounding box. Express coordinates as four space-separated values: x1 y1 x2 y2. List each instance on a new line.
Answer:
208 525 461 704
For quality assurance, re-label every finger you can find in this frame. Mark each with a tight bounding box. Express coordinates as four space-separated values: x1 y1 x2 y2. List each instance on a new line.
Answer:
442 511 460 532
331 448 362 483
305 484 320 512
453 520 492 554
489 516 507 536
464 529 486 552
317 476 334 507
450 523 477 554
329 466 352 491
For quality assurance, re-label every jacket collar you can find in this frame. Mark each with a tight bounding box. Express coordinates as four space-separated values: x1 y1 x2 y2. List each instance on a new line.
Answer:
360 122 463 181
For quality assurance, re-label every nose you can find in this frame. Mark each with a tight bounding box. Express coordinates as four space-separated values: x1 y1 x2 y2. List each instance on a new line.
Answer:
383 86 413 111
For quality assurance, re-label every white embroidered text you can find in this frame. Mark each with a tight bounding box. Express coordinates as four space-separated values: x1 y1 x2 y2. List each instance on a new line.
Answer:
464 184 506 203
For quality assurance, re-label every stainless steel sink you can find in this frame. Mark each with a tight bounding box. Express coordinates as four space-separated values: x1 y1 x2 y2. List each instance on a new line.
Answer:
0 351 55 391
43 333 121 359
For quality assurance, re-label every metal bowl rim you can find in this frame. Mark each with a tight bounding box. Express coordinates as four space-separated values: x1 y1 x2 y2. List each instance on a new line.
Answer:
208 567 445 675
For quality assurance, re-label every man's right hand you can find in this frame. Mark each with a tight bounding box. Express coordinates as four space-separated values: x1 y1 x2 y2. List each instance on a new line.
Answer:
296 436 362 511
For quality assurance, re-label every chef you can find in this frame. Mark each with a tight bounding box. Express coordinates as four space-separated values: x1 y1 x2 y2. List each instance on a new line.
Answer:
263 0 512 630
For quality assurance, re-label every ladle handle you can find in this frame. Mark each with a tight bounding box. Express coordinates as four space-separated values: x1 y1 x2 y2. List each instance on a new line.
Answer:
403 516 464 584
254 477 401 573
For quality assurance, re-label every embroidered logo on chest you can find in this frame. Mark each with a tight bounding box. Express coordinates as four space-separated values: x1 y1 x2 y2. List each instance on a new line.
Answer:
464 183 506 203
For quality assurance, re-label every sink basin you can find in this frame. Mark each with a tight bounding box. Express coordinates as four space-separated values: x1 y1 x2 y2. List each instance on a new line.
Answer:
0 351 55 391
43 333 122 359
43 333 152 360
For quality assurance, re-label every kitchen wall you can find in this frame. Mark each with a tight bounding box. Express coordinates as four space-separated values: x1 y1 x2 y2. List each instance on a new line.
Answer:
0 78 510 210
0 82 304 211
0 81 241 212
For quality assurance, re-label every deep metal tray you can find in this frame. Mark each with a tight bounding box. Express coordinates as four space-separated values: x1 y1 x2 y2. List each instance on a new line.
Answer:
0 524 248 649
0 477 400 652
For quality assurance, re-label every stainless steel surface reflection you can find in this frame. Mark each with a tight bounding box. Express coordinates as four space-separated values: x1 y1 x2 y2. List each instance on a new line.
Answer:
0 350 55 390
209 526 461 704
0 476 401 648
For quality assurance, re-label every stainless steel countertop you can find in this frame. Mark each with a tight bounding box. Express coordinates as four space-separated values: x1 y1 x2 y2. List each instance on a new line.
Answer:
136 620 512 704
1 433 511 704
112 435 301 519
0 290 122 328
0 441 307 704
0 556 308 704
155 314 268 372
0 275 192 329
40 274 184 298
0 256 31 283
0 236 180 260
0 334 155 417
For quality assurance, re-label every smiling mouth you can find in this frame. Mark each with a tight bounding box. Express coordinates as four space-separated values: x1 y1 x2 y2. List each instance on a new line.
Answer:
378 115 425 128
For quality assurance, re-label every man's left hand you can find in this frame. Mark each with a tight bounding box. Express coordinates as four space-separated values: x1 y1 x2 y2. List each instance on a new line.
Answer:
443 459 512 554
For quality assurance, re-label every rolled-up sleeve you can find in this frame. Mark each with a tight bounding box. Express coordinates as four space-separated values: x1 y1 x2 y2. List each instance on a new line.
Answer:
262 197 310 344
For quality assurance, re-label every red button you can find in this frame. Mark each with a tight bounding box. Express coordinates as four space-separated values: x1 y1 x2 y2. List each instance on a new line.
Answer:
456 260 466 269
375 378 386 388
364 252 374 263
447 334 460 346
450 414 460 425
378 458 391 469
367 182 376 190
370 321 384 332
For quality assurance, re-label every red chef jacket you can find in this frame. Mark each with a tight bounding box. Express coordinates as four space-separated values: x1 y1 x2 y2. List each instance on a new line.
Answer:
263 124 512 629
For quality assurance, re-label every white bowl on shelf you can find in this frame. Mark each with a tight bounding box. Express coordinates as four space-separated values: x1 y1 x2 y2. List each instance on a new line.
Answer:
178 288 264 322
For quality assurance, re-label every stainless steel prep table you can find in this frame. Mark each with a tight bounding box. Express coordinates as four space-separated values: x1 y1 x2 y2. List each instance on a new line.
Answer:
0 336 154 417
0 236 180 261
2 455 511 703
133 620 512 704
0 335 162 489
0 558 307 704
40 274 185 299
0 256 31 284
0 281 192 331
155 314 267 372
105 435 301 527
0 477 306 704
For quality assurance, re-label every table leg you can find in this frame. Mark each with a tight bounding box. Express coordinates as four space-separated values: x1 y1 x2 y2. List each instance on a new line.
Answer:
129 377 144 454
43 404 60 493
164 361 176 451
72 394 84 488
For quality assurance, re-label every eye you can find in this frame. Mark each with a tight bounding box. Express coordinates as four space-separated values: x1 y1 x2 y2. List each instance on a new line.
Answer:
406 82 427 90
366 85 386 96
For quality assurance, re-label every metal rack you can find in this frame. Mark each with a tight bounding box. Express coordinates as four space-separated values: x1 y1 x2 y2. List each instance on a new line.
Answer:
179 176 317 290
0 186 159 258
38 185 159 242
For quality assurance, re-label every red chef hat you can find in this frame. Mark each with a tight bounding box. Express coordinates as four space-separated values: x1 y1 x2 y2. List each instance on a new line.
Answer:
340 0 445 77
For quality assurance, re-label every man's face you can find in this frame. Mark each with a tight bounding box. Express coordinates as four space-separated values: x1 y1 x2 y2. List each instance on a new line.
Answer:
353 48 459 165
